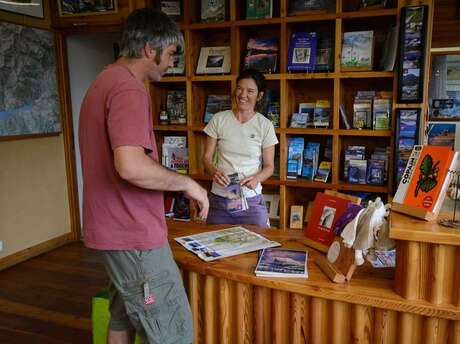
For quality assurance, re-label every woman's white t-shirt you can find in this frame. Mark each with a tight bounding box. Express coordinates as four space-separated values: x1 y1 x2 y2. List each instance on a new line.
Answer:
204 110 278 198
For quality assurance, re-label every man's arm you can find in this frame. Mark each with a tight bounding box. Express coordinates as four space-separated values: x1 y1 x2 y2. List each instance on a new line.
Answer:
114 146 209 219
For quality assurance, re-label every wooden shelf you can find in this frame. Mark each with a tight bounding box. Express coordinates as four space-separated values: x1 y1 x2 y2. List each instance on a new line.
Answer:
234 18 282 26
338 183 388 193
284 13 338 23
390 212 460 246
285 180 334 189
337 129 393 137
189 21 231 29
340 8 398 19
191 75 234 81
285 128 334 135
157 76 187 83
153 125 188 131
285 72 335 79
339 71 394 78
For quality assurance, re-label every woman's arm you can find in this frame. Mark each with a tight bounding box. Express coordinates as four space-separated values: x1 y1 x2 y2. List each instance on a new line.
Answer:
202 135 230 186
240 145 275 189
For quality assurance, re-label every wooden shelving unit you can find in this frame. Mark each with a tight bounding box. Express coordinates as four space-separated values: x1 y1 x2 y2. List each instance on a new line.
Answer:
148 0 429 231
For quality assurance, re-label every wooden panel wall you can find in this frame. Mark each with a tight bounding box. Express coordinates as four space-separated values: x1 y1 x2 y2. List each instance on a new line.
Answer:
183 271 460 344
432 0 460 48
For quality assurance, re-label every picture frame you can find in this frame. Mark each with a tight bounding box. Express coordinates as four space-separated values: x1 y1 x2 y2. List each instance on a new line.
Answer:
0 0 44 19
58 0 117 17
393 108 421 192
158 0 183 21
397 5 428 103
196 46 231 75
263 194 280 219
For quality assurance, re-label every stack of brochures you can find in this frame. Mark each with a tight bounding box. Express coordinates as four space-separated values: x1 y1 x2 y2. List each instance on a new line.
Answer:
175 227 280 262
223 173 248 213
255 248 308 278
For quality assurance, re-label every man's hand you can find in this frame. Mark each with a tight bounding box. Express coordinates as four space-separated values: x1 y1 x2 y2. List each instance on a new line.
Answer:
240 175 259 190
213 170 230 187
184 180 209 220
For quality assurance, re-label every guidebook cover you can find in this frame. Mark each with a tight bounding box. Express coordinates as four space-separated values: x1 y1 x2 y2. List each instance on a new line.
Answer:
175 226 280 262
244 38 279 73
287 32 317 72
255 248 308 278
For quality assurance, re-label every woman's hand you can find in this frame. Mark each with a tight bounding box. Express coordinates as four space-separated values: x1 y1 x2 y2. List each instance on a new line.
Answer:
240 175 259 189
213 170 230 187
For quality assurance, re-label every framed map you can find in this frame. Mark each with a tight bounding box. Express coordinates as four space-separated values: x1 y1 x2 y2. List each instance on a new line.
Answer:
0 22 60 138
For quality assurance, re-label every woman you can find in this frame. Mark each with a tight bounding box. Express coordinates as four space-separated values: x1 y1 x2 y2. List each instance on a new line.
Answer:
203 69 278 228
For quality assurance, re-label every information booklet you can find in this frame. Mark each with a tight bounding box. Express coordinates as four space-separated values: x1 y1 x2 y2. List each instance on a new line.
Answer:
255 248 308 278
175 227 280 262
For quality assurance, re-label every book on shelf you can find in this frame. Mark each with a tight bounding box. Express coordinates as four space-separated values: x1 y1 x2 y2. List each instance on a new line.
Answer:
164 195 175 217
305 192 352 247
165 53 185 75
288 0 328 16
175 226 280 262
287 159 299 179
427 123 456 148
244 37 279 73
246 0 273 19
392 145 459 221
290 205 304 229
313 100 330 128
314 161 331 183
287 136 305 178
366 159 385 185
373 98 391 130
353 91 374 129
264 193 280 219
255 248 308 278
315 31 334 72
339 103 351 129
287 32 317 72
290 112 308 128
263 90 280 127
201 0 225 22
343 145 365 179
162 135 188 174
196 46 231 75
324 137 332 161
301 142 320 180
203 94 232 123
159 0 182 21
298 102 315 127
173 192 191 221
166 90 186 124
341 31 374 71
348 159 367 184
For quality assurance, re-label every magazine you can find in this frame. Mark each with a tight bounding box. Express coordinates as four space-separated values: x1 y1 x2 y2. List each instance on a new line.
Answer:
175 226 281 262
255 248 308 278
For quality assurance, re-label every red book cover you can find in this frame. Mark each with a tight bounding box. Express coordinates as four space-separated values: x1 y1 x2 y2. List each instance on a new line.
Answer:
305 192 351 246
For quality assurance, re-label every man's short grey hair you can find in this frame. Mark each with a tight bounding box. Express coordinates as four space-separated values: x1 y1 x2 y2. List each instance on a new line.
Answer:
119 8 184 63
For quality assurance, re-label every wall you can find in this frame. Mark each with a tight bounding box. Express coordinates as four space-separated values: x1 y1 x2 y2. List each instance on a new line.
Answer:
0 135 70 259
66 33 120 231
432 0 460 48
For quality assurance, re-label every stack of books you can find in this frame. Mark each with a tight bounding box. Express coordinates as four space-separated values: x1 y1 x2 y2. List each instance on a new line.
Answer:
352 91 392 130
289 100 330 128
255 248 308 278
344 145 390 185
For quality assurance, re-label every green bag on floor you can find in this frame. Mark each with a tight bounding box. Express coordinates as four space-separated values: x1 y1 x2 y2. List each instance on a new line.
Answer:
92 288 141 344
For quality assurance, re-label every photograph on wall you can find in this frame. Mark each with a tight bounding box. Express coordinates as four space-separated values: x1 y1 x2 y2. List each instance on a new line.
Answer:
0 0 44 18
0 22 61 137
397 5 428 103
58 0 117 17
427 123 456 148
429 54 460 120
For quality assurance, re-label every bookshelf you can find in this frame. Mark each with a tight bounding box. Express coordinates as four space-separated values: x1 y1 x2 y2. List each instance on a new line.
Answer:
148 0 433 230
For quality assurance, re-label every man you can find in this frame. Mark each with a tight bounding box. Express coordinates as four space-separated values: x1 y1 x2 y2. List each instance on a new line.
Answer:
79 8 209 344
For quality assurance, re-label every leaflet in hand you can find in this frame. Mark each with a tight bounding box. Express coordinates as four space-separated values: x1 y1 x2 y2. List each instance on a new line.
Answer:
222 173 248 213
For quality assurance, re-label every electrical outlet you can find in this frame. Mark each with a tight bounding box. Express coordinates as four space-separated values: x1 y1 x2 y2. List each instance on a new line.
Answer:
0 240 3 252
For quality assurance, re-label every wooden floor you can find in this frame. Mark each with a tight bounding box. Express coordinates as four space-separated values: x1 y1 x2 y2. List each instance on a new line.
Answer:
0 242 107 343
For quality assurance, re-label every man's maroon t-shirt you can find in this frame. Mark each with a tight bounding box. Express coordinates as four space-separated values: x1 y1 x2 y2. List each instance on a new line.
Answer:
79 64 167 250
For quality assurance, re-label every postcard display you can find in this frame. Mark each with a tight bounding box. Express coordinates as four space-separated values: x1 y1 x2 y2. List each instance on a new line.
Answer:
397 5 428 103
144 0 434 231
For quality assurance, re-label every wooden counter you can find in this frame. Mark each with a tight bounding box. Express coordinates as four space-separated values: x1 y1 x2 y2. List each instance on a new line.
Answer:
168 221 460 344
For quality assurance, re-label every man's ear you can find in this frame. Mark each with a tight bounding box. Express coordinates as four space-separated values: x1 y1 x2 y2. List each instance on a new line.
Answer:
257 91 264 101
143 43 157 60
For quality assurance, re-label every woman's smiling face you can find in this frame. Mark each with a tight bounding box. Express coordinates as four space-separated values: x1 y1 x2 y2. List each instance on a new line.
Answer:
235 77 263 113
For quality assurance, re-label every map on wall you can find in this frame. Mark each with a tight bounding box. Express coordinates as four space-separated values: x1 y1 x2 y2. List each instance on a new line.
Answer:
0 22 60 137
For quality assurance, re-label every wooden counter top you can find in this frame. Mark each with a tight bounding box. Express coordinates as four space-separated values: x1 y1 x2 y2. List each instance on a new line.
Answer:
168 222 460 320
390 212 460 245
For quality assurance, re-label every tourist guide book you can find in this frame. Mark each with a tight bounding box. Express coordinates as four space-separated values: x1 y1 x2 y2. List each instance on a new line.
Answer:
175 226 280 262
243 37 279 73
201 0 225 22
287 32 317 72
255 248 308 278
341 31 374 71
392 145 459 220
246 0 273 19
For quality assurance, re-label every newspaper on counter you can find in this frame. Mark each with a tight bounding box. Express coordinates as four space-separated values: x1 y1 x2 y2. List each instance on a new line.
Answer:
175 226 280 262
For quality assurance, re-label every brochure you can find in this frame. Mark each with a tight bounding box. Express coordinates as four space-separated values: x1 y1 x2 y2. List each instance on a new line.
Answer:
175 226 281 262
